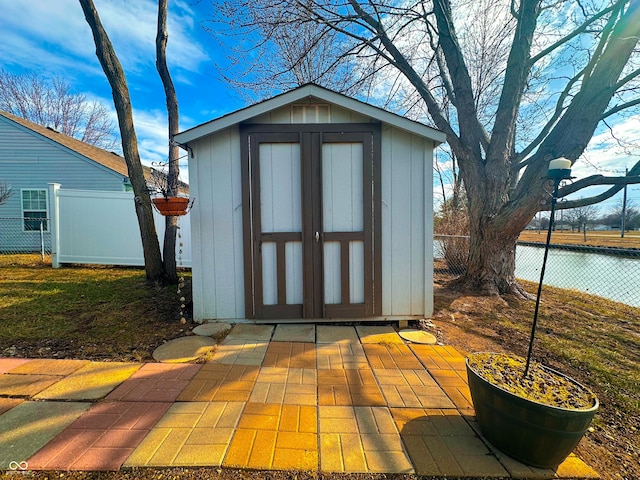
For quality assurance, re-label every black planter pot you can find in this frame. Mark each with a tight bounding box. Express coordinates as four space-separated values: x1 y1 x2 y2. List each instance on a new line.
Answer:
466 355 599 469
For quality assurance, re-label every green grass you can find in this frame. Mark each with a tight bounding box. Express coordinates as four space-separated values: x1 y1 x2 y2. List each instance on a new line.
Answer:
0 254 188 361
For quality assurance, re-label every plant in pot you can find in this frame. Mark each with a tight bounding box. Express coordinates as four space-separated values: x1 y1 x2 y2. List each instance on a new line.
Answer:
465 158 599 469
147 164 193 216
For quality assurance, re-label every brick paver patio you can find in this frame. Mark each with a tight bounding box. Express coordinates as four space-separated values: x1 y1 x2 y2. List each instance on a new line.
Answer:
0 324 600 478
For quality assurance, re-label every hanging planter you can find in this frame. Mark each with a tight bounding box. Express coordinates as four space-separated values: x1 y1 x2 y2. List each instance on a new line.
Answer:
152 196 193 216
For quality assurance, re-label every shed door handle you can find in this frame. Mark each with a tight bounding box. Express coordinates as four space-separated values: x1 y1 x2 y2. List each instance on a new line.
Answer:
315 232 320 243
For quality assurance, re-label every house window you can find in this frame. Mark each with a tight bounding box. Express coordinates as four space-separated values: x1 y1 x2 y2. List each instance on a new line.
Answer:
291 104 330 123
21 189 48 231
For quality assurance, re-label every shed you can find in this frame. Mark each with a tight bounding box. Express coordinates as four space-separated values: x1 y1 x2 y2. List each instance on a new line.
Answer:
174 84 445 323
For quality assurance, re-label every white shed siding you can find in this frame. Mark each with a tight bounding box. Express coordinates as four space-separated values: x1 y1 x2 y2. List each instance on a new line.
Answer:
190 126 245 321
381 126 432 316
249 104 371 125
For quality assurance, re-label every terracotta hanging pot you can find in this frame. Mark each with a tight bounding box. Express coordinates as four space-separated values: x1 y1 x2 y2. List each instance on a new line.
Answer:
152 197 192 216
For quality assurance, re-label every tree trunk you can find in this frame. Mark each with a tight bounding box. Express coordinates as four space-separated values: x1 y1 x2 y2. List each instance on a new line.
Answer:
79 0 164 283
455 150 542 296
156 0 180 284
461 220 525 296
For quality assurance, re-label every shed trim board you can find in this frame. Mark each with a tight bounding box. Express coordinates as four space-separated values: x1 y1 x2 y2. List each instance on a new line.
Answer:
174 84 445 146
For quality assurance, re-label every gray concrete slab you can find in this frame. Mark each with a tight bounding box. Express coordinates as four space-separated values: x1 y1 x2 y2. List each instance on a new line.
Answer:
273 324 316 343
225 324 274 342
0 401 90 469
399 329 437 345
153 336 217 363
192 322 232 337
316 326 359 343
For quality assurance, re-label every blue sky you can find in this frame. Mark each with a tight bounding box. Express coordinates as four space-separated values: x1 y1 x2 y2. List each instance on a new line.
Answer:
0 0 638 212
0 0 245 170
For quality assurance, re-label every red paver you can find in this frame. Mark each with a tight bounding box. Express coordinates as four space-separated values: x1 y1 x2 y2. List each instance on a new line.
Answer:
106 363 201 402
27 401 171 471
263 342 317 368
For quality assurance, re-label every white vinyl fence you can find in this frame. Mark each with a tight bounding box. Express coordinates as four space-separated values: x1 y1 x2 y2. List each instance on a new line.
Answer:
48 183 191 268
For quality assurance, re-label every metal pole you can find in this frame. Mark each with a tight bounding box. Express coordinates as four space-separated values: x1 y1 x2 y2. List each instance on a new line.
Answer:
524 177 561 377
40 220 45 262
621 167 628 238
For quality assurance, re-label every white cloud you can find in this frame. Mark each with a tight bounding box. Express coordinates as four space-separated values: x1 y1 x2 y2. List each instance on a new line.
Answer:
0 0 210 81
0 0 208 184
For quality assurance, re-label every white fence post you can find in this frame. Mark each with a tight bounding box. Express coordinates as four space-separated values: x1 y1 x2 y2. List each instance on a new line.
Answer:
48 183 61 268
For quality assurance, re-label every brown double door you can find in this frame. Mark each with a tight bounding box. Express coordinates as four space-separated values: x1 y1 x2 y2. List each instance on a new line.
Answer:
241 124 381 320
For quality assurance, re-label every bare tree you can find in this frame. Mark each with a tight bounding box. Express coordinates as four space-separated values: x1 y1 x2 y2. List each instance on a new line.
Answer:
156 0 180 284
79 0 164 283
0 181 12 205
221 0 640 296
214 0 366 101
0 69 119 150
609 198 639 230
564 204 599 238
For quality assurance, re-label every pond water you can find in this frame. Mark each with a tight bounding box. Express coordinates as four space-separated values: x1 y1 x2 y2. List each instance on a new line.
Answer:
515 244 640 307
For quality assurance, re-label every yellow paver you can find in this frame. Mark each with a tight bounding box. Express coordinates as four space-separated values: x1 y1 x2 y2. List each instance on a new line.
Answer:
390 407 508 477
318 368 386 406
0 373 60 397
410 344 467 371
364 343 424 370
125 401 244 467
0 398 22 415
249 367 317 405
373 369 455 408
319 405 413 473
177 364 258 402
8 359 89 376
356 325 404 344
263 342 316 369
488 444 600 479
34 362 141 400
224 403 318 471
316 342 368 369
208 340 269 366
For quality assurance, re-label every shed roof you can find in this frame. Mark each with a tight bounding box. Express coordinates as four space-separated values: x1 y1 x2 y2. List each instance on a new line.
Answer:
174 84 446 145
0 109 130 178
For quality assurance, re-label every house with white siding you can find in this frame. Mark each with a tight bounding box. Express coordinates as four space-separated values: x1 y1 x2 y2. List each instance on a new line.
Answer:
0 109 132 252
174 84 446 323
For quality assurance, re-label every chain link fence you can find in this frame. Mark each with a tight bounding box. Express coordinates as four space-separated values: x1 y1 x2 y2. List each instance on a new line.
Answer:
435 234 640 307
0 217 51 259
